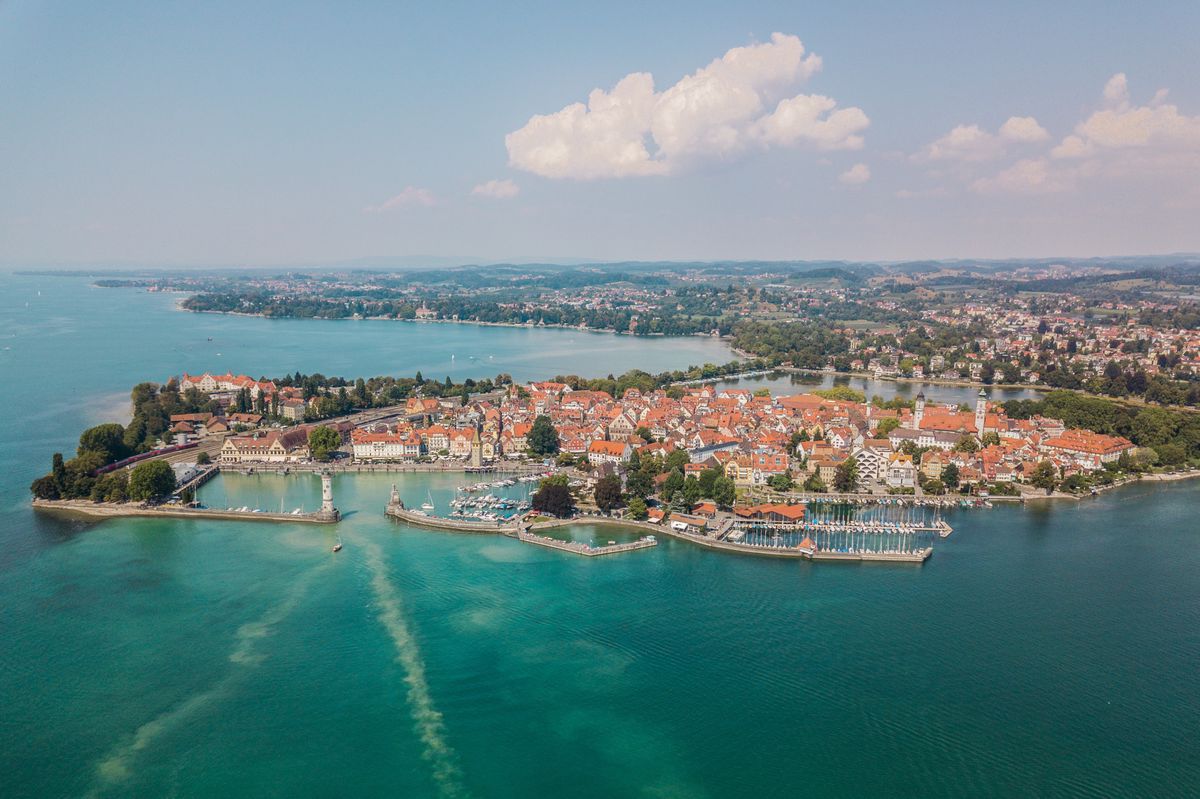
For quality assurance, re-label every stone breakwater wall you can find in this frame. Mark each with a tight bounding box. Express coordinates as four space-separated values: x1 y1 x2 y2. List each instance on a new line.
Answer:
32 499 338 524
385 503 520 533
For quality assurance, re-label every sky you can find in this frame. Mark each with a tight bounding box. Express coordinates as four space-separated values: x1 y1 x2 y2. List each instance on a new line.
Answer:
2 1 1199 267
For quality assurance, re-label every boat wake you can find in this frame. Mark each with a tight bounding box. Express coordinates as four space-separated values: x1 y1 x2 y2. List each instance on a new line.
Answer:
361 538 468 798
86 561 328 796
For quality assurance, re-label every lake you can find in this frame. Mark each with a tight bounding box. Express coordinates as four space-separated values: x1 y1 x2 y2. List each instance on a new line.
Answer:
1 272 1197 797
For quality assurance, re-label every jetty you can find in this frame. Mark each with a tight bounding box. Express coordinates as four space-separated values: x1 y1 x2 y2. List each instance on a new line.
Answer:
33 471 341 525
516 530 657 557
32 499 339 525
385 484 521 533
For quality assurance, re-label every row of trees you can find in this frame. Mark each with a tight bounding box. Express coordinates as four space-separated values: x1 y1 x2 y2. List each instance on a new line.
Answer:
31 454 175 504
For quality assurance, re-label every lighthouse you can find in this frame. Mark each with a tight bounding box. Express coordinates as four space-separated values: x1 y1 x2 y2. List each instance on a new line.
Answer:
318 471 339 521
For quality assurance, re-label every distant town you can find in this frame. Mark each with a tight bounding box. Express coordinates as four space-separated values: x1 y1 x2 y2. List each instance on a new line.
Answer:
92 256 1200 408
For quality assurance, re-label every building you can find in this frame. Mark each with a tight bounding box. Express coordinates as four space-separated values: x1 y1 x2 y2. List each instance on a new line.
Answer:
1040 430 1135 469
885 453 917 488
587 439 631 466
219 428 311 464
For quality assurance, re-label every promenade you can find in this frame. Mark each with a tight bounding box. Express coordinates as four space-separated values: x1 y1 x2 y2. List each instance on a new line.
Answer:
32 499 339 524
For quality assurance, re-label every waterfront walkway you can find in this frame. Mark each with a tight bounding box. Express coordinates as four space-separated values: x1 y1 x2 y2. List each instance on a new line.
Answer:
32 499 339 524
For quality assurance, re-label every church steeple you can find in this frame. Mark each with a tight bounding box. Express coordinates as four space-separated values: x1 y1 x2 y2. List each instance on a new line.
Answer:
975 389 987 437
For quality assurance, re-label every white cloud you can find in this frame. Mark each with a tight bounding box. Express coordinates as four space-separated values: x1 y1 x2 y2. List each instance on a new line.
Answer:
838 163 871 185
975 73 1200 194
364 186 437 212
471 179 520 199
998 116 1050 143
1103 73 1130 108
505 33 868 179
972 158 1071 194
918 116 1048 162
1055 77 1200 156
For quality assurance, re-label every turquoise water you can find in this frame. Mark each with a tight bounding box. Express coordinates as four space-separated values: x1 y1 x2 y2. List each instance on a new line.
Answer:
2 272 1199 797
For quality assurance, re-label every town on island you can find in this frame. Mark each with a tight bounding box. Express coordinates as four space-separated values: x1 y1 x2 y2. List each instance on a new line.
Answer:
31 361 1185 564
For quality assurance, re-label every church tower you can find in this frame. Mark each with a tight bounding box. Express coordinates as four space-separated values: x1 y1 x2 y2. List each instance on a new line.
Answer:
975 389 987 437
470 425 483 468
914 391 925 429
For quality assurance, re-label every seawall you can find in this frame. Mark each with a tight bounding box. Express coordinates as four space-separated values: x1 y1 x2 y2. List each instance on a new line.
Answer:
32 499 339 524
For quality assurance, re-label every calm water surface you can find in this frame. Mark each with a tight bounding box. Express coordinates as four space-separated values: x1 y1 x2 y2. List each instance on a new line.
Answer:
1 272 1198 797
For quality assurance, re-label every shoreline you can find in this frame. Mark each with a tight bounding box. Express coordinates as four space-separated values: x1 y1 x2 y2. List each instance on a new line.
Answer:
173 300 732 343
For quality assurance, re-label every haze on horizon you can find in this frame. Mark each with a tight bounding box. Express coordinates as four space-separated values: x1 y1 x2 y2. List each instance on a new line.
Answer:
2 1 1199 268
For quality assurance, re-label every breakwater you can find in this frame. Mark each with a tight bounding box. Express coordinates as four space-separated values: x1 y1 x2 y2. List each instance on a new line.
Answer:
385 502 520 533
32 499 339 524
516 530 657 557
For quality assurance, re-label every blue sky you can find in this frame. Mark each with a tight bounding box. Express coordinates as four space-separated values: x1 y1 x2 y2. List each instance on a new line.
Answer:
2 1 1199 266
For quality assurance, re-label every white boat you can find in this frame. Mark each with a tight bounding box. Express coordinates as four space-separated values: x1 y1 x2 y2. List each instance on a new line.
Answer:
420 490 435 511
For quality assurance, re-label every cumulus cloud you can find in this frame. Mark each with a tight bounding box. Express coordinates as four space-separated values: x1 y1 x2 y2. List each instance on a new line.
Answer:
838 163 871 185
364 186 437 212
974 73 1200 194
1053 73 1200 158
972 158 1071 194
998 116 1050 143
471 179 520 199
505 33 868 179
918 116 1048 162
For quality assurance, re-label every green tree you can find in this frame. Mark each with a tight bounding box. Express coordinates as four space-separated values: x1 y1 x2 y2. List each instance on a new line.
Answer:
308 425 341 461
626 496 649 520
91 471 129 503
78 423 129 463
681 475 703 508
532 482 575 517
527 415 560 456
625 469 653 499
803 472 827 492
980 431 1001 447
712 476 736 508
767 473 793 492
635 426 654 443
128 460 177 503
661 469 685 502
52 453 67 494
1030 460 1057 494
665 449 691 473
941 462 960 488
30 475 61 500
875 417 900 436
594 475 624 513
696 466 723 497
833 456 859 492
196 451 211 465
954 435 980 453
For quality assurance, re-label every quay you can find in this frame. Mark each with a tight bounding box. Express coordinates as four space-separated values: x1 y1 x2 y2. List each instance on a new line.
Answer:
34 471 341 525
384 492 934 563
515 530 657 557
32 499 339 525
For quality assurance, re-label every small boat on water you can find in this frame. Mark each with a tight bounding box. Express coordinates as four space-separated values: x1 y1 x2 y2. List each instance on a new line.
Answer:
420 490 435 511
332 537 343 553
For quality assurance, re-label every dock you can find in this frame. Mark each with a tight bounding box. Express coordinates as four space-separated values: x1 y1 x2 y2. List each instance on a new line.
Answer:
516 530 657 557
